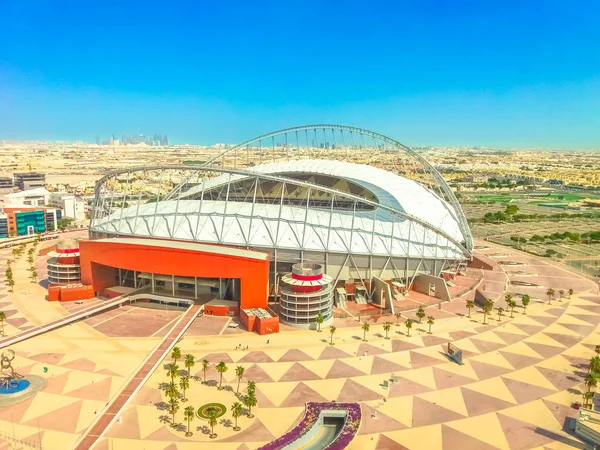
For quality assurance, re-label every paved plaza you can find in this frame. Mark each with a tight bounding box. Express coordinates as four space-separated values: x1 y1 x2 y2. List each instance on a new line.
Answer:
0 239 599 449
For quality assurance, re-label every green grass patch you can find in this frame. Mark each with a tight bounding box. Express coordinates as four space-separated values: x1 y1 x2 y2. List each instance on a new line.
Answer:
197 403 227 420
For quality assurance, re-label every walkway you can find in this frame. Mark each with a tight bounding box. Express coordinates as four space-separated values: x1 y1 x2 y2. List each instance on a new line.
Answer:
0 295 131 349
73 304 201 450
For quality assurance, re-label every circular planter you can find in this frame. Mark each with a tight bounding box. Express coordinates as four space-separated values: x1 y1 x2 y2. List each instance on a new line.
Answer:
197 403 227 420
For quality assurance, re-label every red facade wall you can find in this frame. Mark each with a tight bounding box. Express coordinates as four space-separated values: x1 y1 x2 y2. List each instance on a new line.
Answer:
79 239 270 310
204 304 238 316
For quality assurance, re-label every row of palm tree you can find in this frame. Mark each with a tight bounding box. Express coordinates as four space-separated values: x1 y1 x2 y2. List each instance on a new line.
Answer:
5 262 15 293
583 346 600 408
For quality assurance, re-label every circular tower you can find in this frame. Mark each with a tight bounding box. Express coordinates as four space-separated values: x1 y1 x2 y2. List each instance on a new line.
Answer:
279 263 334 329
47 238 82 285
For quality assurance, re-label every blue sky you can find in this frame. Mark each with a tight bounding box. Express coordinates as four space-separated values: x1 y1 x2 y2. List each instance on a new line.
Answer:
1 0 599 147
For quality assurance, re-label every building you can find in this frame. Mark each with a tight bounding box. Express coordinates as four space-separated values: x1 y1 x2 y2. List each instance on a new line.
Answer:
1 205 61 236
13 172 46 190
0 177 13 194
2 188 50 207
47 192 86 220
85 125 472 331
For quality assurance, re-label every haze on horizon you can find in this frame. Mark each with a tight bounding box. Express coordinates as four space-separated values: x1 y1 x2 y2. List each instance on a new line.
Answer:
0 0 599 149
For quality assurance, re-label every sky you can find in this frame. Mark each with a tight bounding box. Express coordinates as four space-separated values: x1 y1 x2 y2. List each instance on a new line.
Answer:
1 0 599 148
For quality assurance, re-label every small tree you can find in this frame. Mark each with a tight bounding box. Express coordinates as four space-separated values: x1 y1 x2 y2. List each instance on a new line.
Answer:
235 366 245 394
184 405 195 437
171 347 181 366
244 393 257 418
208 409 218 438
416 306 426 324
184 354 195 376
179 376 190 402
558 289 564 302
507 298 516 318
202 359 210 384
30 268 37 282
231 401 243 431
315 313 324 332
427 316 435 334
7 278 15 292
590 356 600 375
11 248 18 260
483 303 493 324
329 325 336 345
497 307 504 321
247 381 256 396
405 319 413 337
168 363 180 382
394 312 402 326
361 322 370 342
584 372 598 401
216 361 228 390
595 345 600 357
568 288 573 299
521 294 530 315
165 380 178 400
168 396 180 428
546 288 555 305
0 311 5 336
466 300 475 318
383 322 392 339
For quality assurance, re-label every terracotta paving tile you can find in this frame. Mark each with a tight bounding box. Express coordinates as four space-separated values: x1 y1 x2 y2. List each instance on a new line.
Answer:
501 378 555 404
358 403 407 434
326 360 366 379
469 360 512 380
241 363 274 383
278 362 321 382
460 387 514 417
409 351 443 369
469 338 505 353
375 434 409 449
277 349 312 362
569 314 600 326
319 346 352 360
432 367 475 390
237 351 274 363
411 397 465 427
370 356 406 375
524 342 564 359
357 342 388 355
336 379 382 402
280 382 328 407
220 419 275 442
496 413 556 450
391 340 422 352
535 366 584 391
441 424 499 450
527 315 557 327
499 351 542 370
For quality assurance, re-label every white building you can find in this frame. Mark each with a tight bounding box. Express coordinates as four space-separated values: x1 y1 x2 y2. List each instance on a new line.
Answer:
47 192 87 220
2 188 50 207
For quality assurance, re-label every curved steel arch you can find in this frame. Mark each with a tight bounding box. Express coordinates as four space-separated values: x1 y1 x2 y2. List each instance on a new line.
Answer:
204 124 473 252
91 165 470 258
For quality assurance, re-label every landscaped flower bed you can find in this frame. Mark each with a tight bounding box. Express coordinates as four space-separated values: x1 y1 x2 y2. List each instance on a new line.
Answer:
258 402 361 450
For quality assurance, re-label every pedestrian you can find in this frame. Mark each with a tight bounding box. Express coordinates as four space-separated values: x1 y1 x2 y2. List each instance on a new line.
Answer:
267 340 270 344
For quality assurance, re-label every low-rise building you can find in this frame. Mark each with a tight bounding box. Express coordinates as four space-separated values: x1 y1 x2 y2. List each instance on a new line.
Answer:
47 192 86 220
13 172 46 190
2 188 50 207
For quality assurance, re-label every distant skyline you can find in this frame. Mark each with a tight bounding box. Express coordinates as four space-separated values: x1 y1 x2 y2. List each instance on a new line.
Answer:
1 0 599 148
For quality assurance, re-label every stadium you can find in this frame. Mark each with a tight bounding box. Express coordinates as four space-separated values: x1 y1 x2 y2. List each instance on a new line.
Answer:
84 125 473 330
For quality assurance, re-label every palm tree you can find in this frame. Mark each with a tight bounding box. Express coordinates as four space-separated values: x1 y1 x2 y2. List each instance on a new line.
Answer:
568 288 573 299
584 390 595 408
216 361 228 390
315 313 324 332
247 380 256 396
184 405 195 437
168 363 180 382
427 316 435 334
590 356 600 375
558 289 564 302
482 303 492 324
329 325 336 345
395 312 402 326
184 354 195 376
585 372 598 399
361 322 370 342
497 307 504 321
168 396 180 428
171 347 181 366
507 299 516 318
231 401 243 431
179 376 190 402
202 359 210 384
521 295 530 315
416 306 425 324
595 345 600 357
30 268 37 282
244 393 257 418
383 322 392 339
546 288 555 305
0 311 5 337
165 380 178 399
11 248 18 260
466 300 475 318
235 366 245 394
7 278 14 292
208 409 218 438
504 292 513 305
405 319 413 337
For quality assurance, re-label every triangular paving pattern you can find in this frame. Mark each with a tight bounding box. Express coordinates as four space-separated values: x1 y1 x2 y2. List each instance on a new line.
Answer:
409 351 442 369
201 352 234 363
411 396 465 427
237 351 274 363
499 351 541 370
279 362 321 381
528 315 556 326
432 367 475 390
501 378 555 404
370 356 406 375
64 376 112 401
375 434 409 449
242 363 274 382
496 413 556 450
569 314 600 325
358 342 388 355
23 399 83 433
561 354 590 372
469 360 513 380
278 349 312 362
389 376 432 397
493 331 525 345
337 379 382 402
557 322 594 335
131 386 163 406
543 332 580 348
106 406 141 439
358 403 407 434
391 340 422 353
221 418 275 442
144 426 187 441
27 352 65 365
280 382 328 407
326 360 366 379
545 307 566 317
461 387 515 416
441 424 500 450
512 323 544 335
236 445 251 450
421 335 449 347
0 395 34 422
574 304 600 314
319 346 351 360
469 338 505 353
542 398 577 428
524 342 564 359
449 330 476 341
536 366 583 391
254 386 276 408
44 371 71 394
60 358 97 372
